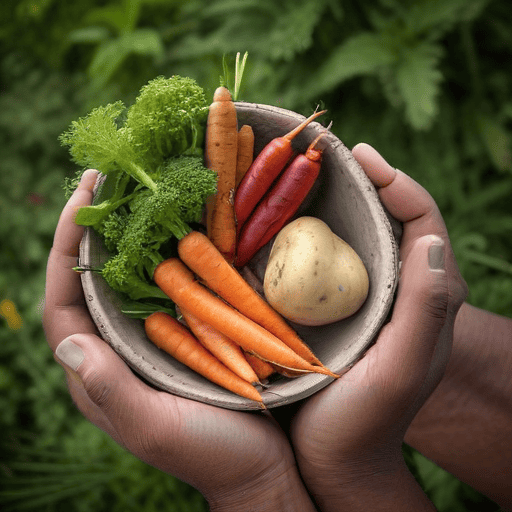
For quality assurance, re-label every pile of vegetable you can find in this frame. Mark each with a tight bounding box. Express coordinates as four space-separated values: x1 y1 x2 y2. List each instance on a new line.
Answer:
62 65 369 407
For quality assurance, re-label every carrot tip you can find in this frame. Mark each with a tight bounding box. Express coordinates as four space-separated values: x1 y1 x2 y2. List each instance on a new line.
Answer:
315 366 340 379
283 109 327 141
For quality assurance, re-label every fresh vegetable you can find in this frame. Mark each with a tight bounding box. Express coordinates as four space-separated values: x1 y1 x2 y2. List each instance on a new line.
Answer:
264 217 369 326
125 76 208 165
60 75 217 308
145 311 264 406
244 352 275 381
235 124 255 187
180 307 261 386
235 131 327 268
99 157 217 300
177 231 323 366
153 257 338 377
60 75 208 196
234 109 326 232
205 86 238 262
63 69 347 402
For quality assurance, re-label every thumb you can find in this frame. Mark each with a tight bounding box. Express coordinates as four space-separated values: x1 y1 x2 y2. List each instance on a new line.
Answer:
55 333 161 444
376 234 450 398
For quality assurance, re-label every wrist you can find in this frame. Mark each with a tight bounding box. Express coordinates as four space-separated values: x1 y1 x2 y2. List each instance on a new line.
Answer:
297 453 435 512
404 302 512 508
206 463 317 512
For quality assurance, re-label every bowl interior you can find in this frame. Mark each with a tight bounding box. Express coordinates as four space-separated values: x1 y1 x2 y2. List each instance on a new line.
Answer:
79 102 400 410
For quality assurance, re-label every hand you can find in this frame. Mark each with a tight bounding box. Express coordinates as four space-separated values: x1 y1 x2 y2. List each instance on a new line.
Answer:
283 143 468 511
43 170 316 512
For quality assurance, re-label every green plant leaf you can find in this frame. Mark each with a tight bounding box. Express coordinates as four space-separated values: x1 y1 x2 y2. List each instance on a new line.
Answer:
475 114 512 173
233 51 248 101
68 26 111 44
292 32 396 104
394 42 444 129
83 0 142 34
173 0 332 63
403 0 486 37
88 39 132 88
125 28 164 58
87 30 164 89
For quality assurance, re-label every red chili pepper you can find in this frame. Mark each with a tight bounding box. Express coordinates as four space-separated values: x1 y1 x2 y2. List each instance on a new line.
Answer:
234 110 326 233
235 132 327 268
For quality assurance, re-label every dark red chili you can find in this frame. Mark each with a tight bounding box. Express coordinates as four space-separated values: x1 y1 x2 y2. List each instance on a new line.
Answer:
234 110 326 233
235 132 327 268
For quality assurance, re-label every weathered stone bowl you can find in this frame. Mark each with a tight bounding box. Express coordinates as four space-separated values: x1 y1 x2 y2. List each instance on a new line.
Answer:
79 102 401 410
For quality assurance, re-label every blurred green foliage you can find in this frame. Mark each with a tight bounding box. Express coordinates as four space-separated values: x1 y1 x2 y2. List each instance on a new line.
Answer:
1 0 510 510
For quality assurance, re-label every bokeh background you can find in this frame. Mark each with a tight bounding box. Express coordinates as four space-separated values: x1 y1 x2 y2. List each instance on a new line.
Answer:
1 0 511 510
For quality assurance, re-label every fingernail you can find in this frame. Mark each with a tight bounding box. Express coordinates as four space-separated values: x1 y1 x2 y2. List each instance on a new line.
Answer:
352 143 397 187
428 237 445 271
56 336 85 371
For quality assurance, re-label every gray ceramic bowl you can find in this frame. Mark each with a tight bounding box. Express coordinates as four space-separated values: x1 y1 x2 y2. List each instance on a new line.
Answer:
79 102 401 410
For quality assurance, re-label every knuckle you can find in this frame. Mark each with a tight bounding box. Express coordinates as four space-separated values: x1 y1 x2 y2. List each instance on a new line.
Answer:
82 369 115 411
452 275 469 308
131 425 167 460
125 394 181 462
421 280 450 322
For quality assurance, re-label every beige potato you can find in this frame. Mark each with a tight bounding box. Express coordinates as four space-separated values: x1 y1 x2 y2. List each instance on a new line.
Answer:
263 217 369 326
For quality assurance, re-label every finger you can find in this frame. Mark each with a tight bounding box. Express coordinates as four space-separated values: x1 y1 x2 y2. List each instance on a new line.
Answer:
373 234 450 402
57 349 122 445
53 169 99 256
54 332 240 486
352 142 398 188
55 333 166 453
352 143 468 309
43 170 99 350
352 143 448 250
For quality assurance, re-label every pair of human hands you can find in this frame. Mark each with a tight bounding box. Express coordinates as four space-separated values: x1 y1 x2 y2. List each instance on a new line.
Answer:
43 143 467 511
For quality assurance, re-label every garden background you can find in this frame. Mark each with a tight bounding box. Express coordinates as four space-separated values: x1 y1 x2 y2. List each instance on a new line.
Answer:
1 0 511 510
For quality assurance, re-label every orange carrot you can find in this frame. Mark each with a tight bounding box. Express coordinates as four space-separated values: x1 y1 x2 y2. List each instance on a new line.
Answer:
205 86 238 262
153 258 338 378
235 124 254 188
269 364 312 378
244 352 275 381
177 230 324 367
145 312 264 406
180 307 261 386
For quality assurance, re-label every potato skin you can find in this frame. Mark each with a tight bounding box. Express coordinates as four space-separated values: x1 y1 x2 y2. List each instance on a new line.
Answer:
263 217 369 326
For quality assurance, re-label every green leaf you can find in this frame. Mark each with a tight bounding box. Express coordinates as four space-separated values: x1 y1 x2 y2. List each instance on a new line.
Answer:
88 39 132 88
293 32 396 104
125 29 164 58
233 51 248 101
267 0 328 61
83 0 142 34
74 197 127 227
174 0 332 63
67 26 111 44
394 42 443 129
403 0 491 36
475 114 512 173
120 300 176 319
88 30 164 89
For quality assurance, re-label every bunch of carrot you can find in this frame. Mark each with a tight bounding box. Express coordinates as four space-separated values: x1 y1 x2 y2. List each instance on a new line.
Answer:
204 83 328 267
143 85 336 406
145 231 338 407
204 86 256 263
